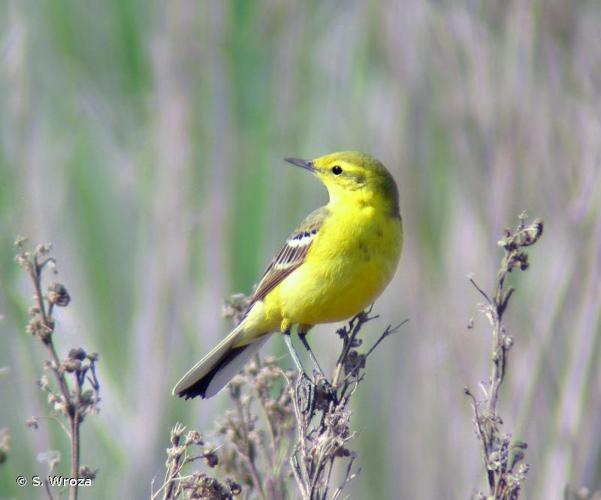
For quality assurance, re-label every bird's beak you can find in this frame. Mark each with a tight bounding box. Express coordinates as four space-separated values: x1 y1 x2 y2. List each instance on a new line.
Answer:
284 157 315 173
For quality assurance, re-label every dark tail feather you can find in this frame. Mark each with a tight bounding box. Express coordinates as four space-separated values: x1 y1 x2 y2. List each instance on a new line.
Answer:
173 334 271 400
177 346 247 399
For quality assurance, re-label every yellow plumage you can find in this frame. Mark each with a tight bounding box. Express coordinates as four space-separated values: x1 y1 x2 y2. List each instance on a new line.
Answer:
174 151 403 399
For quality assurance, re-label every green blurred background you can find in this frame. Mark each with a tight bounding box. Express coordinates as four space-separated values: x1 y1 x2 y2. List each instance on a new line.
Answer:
1 0 600 498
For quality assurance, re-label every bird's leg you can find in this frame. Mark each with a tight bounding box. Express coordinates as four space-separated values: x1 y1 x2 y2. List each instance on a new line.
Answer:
283 330 315 413
298 328 337 406
283 330 305 373
298 329 325 378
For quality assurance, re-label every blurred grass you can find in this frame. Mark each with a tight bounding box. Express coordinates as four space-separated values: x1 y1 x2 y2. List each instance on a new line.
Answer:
1 0 600 498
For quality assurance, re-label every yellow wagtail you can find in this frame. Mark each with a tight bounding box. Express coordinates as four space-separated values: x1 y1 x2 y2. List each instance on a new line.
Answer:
173 151 402 399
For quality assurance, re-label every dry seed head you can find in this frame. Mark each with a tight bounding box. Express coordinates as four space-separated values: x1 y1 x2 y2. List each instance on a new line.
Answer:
14 236 28 248
79 465 97 480
226 479 242 495
203 451 219 468
35 243 52 255
185 430 203 446
46 283 70 307
263 355 277 367
68 348 87 360
39 327 53 343
14 254 28 269
245 359 259 375
62 358 81 373
517 219 543 246
26 319 37 336
335 446 351 457
53 400 67 415
170 423 186 446
166 446 185 459
487 451 501 470
80 390 96 407
26 416 39 429
228 375 245 395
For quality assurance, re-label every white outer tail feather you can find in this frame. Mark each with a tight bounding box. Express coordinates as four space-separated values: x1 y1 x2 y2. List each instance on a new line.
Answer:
202 335 270 398
172 323 271 398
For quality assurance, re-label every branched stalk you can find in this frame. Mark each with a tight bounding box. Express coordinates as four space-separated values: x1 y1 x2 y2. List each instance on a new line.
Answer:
15 238 100 500
157 297 403 499
466 214 543 499
290 307 406 500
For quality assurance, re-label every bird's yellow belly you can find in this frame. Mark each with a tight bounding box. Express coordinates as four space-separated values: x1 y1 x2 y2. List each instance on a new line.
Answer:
264 213 402 327
280 258 391 324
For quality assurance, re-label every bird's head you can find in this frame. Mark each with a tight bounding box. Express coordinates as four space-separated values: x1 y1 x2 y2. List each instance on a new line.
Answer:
285 151 400 216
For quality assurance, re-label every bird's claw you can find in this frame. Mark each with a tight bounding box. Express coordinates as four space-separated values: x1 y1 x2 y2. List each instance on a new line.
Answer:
314 374 337 409
295 371 314 413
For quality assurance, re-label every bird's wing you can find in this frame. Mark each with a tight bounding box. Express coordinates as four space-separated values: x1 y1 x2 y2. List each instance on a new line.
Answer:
248 206 330 306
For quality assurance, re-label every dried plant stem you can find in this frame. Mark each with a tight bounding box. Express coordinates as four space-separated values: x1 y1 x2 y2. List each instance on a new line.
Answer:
232 397 266 499
162 424 186 500
16 239 100 500
156 298 403 500
466 214 543 499
290 308 406 500
26 254 80 500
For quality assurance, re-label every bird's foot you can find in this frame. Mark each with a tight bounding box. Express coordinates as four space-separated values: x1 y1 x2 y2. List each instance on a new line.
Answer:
295 371 314 414
313 372 337 410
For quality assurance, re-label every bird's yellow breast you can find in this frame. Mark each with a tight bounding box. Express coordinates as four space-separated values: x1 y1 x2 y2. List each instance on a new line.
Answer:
262 203 402 328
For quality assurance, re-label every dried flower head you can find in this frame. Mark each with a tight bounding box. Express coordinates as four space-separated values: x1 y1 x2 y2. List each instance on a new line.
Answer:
46 283 70 307
26 417 39 430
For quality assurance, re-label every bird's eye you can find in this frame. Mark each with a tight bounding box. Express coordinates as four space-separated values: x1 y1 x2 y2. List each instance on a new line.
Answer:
331 165 343 175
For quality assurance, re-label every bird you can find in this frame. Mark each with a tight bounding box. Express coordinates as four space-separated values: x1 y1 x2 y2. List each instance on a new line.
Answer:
173 151 403 399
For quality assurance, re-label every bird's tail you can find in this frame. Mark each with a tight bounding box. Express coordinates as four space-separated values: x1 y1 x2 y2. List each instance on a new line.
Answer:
172 323 270 399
